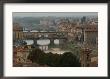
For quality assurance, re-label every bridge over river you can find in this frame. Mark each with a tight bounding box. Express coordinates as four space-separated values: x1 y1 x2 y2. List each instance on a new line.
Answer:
13 30 69 49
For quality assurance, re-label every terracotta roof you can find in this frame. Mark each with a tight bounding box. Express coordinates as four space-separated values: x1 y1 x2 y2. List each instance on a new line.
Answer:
85 25 98 32
75 24 98 32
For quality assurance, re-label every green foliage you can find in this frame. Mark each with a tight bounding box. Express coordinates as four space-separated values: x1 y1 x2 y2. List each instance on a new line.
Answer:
27 48 45 65
45 52 61 66
27 48 81 67
66 41 81 59
59 52 81 67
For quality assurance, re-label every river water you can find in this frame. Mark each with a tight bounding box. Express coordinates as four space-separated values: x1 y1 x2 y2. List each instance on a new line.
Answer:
24 39 68 54
24 39 59 45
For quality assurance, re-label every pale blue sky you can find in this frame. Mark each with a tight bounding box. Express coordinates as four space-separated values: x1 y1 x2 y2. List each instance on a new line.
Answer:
13 12 97 17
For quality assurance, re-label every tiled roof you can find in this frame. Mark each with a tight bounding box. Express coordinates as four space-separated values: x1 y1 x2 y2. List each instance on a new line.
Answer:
85 25 98 32
75 24 98 32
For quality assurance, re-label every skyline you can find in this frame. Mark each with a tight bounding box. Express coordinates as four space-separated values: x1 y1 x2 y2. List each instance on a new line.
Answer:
13 12 98 17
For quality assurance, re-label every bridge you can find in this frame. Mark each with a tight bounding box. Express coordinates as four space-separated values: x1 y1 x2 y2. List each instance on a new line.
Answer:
13 30 68 47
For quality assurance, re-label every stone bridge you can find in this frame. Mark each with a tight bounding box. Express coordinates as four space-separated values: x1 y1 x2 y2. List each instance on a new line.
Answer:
14 31 68 40
13 31 68 46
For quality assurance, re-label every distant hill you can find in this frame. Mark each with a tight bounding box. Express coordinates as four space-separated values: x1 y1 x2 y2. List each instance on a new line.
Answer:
13 17 40 27
13 17 57 31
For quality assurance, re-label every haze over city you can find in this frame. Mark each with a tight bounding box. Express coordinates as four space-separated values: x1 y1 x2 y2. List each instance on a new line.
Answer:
13 12 97 17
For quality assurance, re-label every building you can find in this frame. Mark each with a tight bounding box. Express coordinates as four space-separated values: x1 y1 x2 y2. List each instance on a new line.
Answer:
75 24 98 47
58 21 77 41
13 23 23 31
80 48 92 67
84 24 98 48
13 23 23 40
13 46 31 65
80 47 98 67
90 56 98 67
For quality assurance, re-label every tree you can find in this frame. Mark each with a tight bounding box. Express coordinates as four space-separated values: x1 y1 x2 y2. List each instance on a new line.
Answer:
27 48 45 65
28 48 81 67
44 52 61 66
66 41 81 59
59 52 81 67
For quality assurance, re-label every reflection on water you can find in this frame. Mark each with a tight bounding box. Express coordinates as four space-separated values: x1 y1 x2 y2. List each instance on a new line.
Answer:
24 39 68 54
37 39 50 45
24 39 59 45
54 39 59 45
39 46 48 51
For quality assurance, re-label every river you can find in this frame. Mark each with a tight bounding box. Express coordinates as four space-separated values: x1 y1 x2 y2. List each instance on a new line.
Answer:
24 39 69 54
24 39 59 45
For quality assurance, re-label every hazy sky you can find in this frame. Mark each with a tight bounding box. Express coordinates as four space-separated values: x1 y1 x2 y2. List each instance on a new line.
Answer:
13 12 97 17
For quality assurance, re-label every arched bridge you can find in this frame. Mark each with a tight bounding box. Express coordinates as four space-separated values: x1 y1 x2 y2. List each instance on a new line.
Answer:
13 31 68 40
